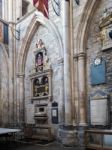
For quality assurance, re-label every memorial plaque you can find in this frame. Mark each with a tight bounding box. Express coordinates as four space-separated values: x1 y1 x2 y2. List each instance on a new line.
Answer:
91 60 106 85
90 97 108 126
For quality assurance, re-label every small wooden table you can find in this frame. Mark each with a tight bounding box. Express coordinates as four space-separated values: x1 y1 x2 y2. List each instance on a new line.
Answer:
85 129 112 150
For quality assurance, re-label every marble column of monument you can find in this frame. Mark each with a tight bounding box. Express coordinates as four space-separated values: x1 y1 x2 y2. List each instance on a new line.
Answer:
77 52 87 146
58 0 77 146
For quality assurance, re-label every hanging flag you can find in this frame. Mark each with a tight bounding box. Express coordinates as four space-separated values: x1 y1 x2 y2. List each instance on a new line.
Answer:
33 0 49 18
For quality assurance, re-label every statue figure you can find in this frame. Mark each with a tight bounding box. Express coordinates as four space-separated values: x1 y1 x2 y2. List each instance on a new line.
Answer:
36 39 45 49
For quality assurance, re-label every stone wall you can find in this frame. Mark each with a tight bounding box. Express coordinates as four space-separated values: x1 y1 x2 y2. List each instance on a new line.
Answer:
86 0 112 126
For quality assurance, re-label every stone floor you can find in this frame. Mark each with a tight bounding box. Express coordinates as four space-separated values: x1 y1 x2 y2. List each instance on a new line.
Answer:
16 142 84 150
0 141 85 150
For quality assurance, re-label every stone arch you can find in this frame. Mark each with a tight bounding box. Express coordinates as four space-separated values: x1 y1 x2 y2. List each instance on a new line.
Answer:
17 12 63 75
75 0 101 54
73 0 101 126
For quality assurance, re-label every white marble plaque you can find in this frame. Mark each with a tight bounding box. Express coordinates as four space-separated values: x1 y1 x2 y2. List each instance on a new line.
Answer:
90 98 108 125
52 109 57 117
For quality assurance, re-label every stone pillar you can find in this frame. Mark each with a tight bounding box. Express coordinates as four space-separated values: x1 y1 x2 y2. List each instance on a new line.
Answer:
8 0 17 125
78 53 87 126
77 52 87 146
62 0 72 126
8 0 17 22
8 0 13 21
73 55 79 125
17 73 25 126
58 0 78 146
2 0 8 20
0 50 2 125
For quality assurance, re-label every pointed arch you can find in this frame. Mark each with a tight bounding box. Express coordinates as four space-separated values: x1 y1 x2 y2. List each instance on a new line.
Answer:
75 0 101 54
17 12 63 74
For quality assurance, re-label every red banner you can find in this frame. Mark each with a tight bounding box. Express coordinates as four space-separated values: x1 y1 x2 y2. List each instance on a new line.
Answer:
33 0 48 18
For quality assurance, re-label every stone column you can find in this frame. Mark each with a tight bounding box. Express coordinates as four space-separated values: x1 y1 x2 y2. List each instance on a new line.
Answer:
78 53 87 126
8 0 17 126
62 0 72 126
8 0 13 21
2 0 8 20
17 73 25 126
77 52 87 146
0 50 2 125
58 0 77 146
73 55 79 125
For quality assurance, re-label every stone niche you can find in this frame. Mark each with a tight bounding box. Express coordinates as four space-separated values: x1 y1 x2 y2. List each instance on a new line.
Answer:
99 8 112 51
29 39 53 140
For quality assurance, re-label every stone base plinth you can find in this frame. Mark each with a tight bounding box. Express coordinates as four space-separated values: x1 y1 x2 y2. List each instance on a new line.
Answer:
58 125 78 146
78 125 88 147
